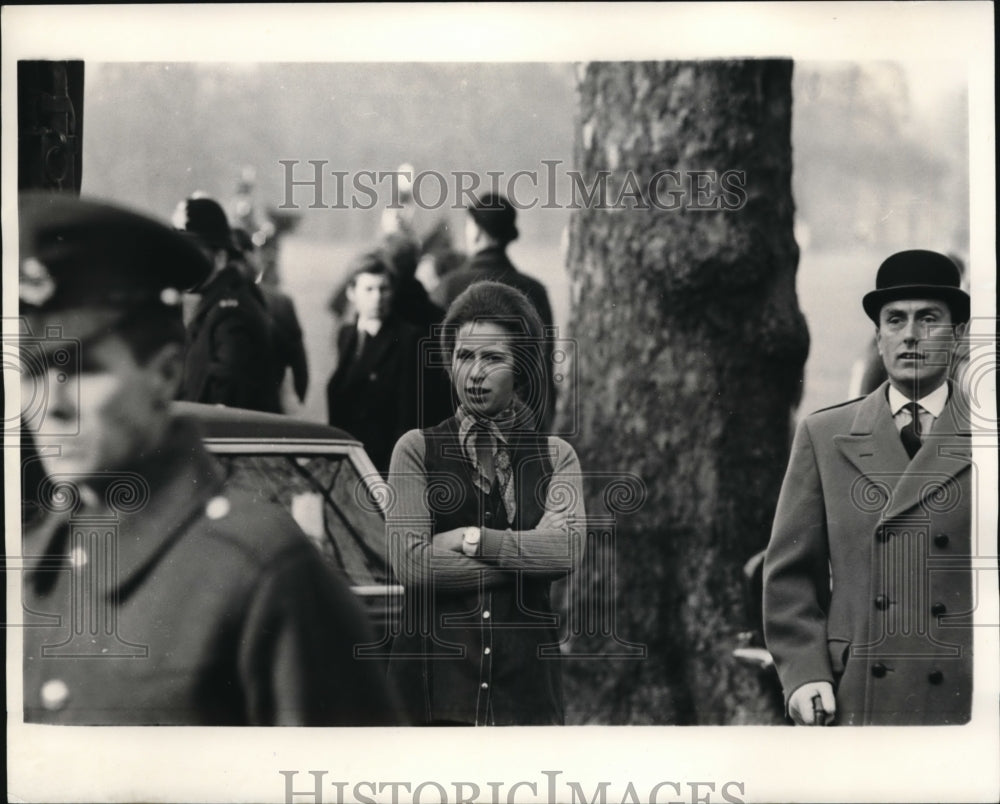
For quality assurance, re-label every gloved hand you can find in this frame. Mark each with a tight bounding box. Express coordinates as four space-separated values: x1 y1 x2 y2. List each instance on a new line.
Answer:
789 681 835 725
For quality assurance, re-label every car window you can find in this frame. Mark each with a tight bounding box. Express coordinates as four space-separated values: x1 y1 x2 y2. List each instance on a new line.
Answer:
214 452 394 587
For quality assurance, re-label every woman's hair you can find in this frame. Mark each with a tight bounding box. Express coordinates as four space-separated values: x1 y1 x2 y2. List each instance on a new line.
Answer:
441 281 547 412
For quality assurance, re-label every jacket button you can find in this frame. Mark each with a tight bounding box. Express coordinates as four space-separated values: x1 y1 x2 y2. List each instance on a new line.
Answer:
934 534 950 548
40 679 70 711
482 611 491 619
484 511 492 521
205 496 231 520
481 682 489 690
928 670 944 685
874 595 890 610
872 663 888 678
931 602 947 616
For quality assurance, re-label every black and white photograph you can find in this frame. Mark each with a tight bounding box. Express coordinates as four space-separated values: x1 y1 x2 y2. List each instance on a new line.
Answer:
3 2 997 802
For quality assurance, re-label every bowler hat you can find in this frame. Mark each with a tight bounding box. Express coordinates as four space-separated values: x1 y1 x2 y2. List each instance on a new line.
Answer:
172 195 234 252
19 191 212 316
469 192 518 244
862 249 969 324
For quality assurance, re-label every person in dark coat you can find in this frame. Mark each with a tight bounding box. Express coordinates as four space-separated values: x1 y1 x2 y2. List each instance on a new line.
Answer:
386 281 585 725
232 227 309 409
430 193 556 430
173 196 281 413
763 250 972 726
326 254 423 475
17 192 401 726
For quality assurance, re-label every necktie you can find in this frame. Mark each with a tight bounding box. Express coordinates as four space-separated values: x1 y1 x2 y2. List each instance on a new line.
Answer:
353 330 369 363
900 402 923 459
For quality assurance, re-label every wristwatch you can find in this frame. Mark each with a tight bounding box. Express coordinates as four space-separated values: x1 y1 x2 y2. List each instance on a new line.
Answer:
462 526 482 556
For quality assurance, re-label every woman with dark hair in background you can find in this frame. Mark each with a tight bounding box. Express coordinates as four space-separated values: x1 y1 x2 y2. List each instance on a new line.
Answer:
385 281 585 726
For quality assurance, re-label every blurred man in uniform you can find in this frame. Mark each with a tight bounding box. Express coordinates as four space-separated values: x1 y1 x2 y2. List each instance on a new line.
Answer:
431 193 556 430
18 192 401 725
173 195 281 413
763 250 972 726
232 227 309 411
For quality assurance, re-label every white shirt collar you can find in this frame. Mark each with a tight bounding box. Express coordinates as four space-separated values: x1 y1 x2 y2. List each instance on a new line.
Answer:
357 319 382 337
888 382 950 418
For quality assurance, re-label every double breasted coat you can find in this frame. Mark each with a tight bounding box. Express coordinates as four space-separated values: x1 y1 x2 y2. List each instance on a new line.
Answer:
21 417 401 726
763 382 973 725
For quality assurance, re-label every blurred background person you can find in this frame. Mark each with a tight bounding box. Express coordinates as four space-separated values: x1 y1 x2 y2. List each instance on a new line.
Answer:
326 253 422 476
173 195 281 413
386 281 585 725
415 218 466 295
233 227 310 413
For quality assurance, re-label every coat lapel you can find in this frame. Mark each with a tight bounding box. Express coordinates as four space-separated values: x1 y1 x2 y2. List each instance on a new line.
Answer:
833 383 911 481
883 395 971 521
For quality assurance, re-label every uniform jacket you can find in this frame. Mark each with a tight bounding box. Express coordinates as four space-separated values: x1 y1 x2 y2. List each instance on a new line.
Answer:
326 316 422 475
22 417 401 726
180 265 281 413
260 284 309 405
386 416 586 725
763 381 973 725
430 247 556 430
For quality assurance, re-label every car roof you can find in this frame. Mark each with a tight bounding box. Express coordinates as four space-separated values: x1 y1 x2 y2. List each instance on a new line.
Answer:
171 401 360 443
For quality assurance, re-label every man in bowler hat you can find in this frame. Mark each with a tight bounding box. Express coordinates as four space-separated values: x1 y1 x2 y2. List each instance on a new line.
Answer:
173 195 281 413
763 250 973 726
431 193 556 430
18 192 401 725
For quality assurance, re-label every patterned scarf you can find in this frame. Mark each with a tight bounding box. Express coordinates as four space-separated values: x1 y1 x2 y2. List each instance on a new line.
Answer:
455 403 525 523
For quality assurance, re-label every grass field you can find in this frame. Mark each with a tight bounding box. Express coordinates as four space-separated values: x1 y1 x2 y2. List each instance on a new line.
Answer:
278 235 881 426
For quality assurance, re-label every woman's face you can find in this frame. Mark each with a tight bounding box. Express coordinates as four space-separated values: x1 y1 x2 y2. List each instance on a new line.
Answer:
452 320 517 419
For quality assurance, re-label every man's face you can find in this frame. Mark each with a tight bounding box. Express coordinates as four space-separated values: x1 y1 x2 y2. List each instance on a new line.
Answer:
876 298 958 397
451 321 517 419
347 272 393 322
22 326 173 478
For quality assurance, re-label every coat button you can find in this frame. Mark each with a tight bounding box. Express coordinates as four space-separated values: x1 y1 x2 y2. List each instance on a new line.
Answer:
205 496 231 520
874 595 890 610
481 682 489 690
484 647 491 655
931 602 947 616
482 611 491 619
484 511 492 522
934 534 950 548
872 663 888 678
928 670 944 685
40 679 70 711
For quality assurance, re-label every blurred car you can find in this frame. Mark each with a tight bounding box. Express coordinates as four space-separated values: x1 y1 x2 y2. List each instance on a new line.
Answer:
172 401 402 631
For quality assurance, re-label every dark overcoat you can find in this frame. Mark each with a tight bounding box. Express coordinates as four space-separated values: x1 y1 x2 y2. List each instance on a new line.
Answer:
326 317 421 475
763 382 973 725
180 265 281 413
21 417 401 726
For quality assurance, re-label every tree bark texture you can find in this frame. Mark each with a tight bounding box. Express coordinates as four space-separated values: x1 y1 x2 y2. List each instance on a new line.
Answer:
559 61 809 724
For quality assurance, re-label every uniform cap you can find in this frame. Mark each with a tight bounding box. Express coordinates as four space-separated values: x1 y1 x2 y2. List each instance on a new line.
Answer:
172 195 234 252
19 191 212 315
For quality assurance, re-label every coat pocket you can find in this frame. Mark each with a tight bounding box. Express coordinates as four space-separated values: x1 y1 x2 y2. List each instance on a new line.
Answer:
827 637 851 677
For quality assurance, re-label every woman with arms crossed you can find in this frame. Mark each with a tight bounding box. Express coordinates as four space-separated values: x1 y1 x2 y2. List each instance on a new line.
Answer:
386 281 585 726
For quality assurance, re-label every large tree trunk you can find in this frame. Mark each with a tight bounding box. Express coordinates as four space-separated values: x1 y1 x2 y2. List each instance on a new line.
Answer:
559 61 808 724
